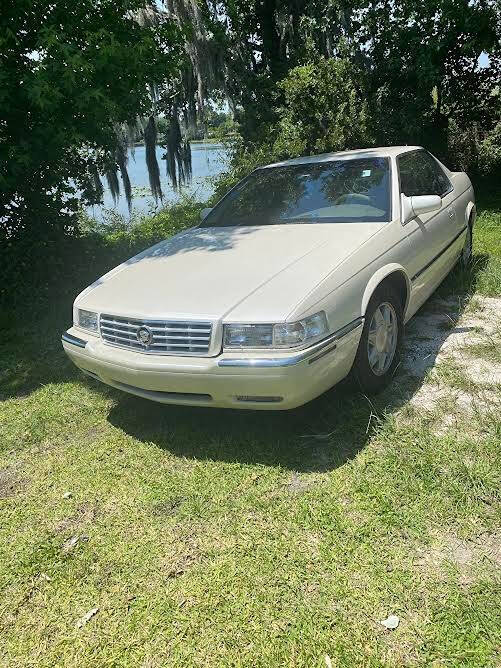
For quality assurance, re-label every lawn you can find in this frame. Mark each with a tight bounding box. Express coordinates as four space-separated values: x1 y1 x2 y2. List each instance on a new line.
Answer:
0 183 500 667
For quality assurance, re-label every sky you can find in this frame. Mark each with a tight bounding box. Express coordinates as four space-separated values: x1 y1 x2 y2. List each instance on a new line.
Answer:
478 52 490 68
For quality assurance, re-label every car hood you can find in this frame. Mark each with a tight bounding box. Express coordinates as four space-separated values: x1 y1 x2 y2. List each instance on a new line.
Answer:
77 223 384 321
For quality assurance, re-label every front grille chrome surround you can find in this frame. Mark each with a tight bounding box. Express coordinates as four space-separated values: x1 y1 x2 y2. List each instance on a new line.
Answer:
100 314 213 356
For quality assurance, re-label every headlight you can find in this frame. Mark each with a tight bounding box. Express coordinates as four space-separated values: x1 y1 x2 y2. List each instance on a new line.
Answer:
223 311 328 349
77 309 99 332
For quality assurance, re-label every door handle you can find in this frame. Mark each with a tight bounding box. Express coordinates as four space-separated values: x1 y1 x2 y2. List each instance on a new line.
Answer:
448 206 455 220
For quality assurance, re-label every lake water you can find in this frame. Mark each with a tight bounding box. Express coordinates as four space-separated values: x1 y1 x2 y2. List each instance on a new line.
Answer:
87 142 230 220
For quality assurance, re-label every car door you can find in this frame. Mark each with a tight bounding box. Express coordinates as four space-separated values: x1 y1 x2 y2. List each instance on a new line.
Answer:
397 150 458 306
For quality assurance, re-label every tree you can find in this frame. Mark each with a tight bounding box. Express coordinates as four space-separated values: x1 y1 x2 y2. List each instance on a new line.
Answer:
0 0 182 242
168 0 499 168
361 0 500 164
273 58 372 158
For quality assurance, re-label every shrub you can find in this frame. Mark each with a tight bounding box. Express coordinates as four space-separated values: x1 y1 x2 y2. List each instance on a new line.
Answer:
0 200 203 316
273 58 373 158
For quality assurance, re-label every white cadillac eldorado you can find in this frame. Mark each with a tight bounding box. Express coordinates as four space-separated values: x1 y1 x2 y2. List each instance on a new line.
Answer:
62 146 475 409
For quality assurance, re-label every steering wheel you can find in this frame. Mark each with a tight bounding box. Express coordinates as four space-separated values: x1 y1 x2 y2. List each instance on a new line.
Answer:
346 176 371 194
334 192 371 205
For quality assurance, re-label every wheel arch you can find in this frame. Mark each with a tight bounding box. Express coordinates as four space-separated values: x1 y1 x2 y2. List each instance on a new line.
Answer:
465 201 476 228
361 265 411 317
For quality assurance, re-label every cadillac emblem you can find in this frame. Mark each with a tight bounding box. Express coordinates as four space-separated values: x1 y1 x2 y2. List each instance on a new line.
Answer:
137 326 153 346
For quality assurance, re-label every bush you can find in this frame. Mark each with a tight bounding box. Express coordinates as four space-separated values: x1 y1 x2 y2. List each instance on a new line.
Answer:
209 58 373 204
0 200 203 317
273 58 373 158
447 118 501 176
478 121 501 176
208 141 277 204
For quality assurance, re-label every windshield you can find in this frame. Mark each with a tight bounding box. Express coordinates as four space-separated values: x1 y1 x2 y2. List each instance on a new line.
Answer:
202 157 391 227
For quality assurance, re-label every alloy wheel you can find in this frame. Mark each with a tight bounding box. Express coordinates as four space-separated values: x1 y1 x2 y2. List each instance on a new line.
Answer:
367 301 398 376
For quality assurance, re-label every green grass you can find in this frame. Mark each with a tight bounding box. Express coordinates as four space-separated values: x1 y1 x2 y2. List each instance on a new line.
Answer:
0 183 500 667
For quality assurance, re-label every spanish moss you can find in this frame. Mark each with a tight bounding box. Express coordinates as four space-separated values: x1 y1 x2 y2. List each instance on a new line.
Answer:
163 113 192 190
90 164 104 202
105 167 120 204
116 138 132 212
144 115 163 201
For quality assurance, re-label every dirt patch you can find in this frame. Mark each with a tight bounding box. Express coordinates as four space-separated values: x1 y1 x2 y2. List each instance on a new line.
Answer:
161 534 202 579
53 501 98 532
0 468 26 498
80 424 109 444
61 533 90 554
461 356 501 385
287 472 315 494
152 497 184 515
401 296 501 428
415 530 501 583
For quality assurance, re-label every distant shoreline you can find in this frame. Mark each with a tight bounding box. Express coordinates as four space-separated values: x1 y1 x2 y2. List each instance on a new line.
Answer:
132 137 235 147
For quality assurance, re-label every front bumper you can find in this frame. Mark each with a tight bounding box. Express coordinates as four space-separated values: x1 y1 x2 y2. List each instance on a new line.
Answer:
61 320 363 410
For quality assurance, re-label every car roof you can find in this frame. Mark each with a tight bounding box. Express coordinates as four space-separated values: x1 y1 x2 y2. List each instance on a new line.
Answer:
263 146 422 168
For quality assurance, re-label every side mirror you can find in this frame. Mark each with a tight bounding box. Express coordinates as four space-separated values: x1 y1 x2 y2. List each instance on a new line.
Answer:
200 207 213 221
401 194 442 224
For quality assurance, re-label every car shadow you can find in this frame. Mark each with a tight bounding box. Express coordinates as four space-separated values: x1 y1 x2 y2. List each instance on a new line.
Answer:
1 255 489 473
106 256 489 472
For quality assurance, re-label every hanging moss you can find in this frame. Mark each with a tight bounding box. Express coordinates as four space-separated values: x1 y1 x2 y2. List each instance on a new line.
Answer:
144 115 163 202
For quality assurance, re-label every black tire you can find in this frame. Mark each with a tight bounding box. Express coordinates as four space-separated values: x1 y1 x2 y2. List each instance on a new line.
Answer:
351 285 404 394
460 223 473 268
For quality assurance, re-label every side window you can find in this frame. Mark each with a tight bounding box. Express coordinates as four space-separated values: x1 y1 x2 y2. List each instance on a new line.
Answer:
398 151 451 197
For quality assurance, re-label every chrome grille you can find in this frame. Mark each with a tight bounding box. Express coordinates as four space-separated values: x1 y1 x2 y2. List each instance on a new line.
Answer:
100 314 212 355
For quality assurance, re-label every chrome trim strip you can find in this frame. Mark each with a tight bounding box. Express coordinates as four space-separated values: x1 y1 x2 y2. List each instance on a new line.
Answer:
218 317 363 368
62 331 87 349
330 316 364 341
411 224 468 282
307 342 338 365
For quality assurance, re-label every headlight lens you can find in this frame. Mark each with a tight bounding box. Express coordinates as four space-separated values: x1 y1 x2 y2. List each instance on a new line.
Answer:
273 321 306 347
223 311 328 349
77 309 99 332
223 324 273 348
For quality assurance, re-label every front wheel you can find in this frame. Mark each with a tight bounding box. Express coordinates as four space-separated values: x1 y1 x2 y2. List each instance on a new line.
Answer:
351 286 403 394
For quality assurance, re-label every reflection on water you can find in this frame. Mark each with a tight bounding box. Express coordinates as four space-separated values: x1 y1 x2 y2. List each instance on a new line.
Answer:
87 142 230 221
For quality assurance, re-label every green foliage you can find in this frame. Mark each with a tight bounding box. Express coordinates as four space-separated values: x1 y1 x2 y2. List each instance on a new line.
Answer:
196 0 500 174
363 0 500 166
0 0 182 243
478 120 501 176
206 113 239 140
208 141 277 204
80 199 203 254
1 199 202 314
209 0 499 203
273 59 372 158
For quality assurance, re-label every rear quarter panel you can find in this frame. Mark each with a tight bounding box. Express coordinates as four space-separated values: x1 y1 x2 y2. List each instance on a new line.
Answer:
449 172 475 229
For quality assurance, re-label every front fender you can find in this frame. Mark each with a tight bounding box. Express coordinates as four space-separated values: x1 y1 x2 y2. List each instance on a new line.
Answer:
361 264 411 315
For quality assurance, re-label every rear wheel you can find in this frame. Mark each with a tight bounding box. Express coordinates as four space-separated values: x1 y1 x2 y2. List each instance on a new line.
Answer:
351 286 403 394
